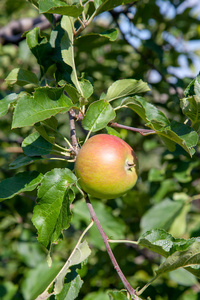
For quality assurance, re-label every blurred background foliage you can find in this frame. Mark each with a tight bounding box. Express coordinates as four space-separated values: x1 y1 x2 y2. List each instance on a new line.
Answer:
0 0 200 299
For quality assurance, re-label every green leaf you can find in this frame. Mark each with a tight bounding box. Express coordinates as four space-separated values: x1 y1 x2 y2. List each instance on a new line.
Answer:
156 238 200 277
21 261 62 300
140 199 184 233
34 122 56 144
0 282 18 300
105 126 121 137
123 96 199 156
148 168 165 182
122 96 169 126
39 0 83 17
54 241 91 295
108 290 129 300
56 273 83 300
82 100 116 132
32 168 77 248
9 155 43 169
180 96 200 131
12 87 73 128
94 0 138 16
184 73 200 97
138 229 176 257
0 93 18 117
75 29 118 51
138 229 196 258
22 132 53 157
79 79 93 99
64 83 81 103
0 171 43 201
26 27 54 74
5 68 39 86
60 16 82 93
169 268 198 287
169 202 191 237
73 199 126 249
37 240 91 299
105 79 150 102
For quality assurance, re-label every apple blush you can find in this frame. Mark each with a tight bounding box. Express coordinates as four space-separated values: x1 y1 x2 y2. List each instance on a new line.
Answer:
75 134 139 199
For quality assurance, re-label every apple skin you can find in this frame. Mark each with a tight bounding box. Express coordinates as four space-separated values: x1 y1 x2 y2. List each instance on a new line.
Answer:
75 134 138 199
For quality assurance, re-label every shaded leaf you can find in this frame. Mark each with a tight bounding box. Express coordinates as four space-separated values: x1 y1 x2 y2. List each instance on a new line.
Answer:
21 261 62 300
54 241 91 295
82 100 116 132
5 68 39 86
123 96 199 156
105 79 150 102
12 87 73 128
32 168 77 248
9 155 43 169
108 290 129 300
75 29 118 51
156 238 200 277
22 132 53 157
0 171 43 201
108 290 131 300
95 0 138 16
140 199 184 233
169 268 198 287
73 199 126 249
0 282 18 300
26 27 54 74
184 73 200 97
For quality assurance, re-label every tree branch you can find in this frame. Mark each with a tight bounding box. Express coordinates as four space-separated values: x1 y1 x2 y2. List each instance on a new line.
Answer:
68 109 80 155
0 15 61 45
85 195 139 299
109 122 156 136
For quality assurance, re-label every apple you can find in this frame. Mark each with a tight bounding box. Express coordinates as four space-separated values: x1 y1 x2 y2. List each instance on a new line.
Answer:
75 134 138 199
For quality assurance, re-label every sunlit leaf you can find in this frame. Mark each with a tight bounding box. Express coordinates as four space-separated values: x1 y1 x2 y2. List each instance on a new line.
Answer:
12 87 73 128
0 93 18 117
32 168 77 248
5 68 39 86
105 79 150 101
39 0 83 17
82 100 116 132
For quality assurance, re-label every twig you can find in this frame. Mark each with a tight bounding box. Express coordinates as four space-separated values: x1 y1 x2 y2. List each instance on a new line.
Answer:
68 109 80 154
109 122 156 136
36 220 94 300
85 195 139 299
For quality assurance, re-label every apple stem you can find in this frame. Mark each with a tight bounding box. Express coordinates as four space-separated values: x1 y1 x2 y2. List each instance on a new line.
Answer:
109 122 156 136
85 195 139 300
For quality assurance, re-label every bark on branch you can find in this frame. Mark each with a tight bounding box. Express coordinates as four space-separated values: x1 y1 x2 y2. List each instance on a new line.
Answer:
0 15 61 45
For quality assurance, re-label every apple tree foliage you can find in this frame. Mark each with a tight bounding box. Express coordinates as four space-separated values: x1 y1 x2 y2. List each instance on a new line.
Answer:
0 0 200 299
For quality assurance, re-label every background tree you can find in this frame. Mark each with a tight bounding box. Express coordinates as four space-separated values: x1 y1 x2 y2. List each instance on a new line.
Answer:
0 1 200 300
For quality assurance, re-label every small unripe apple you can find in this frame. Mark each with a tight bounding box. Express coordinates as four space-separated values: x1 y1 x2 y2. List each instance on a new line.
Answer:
75 134 138 199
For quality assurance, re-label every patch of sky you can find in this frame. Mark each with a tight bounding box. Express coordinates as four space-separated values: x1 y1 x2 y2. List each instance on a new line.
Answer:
156 0 176 19
177 0 200 19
